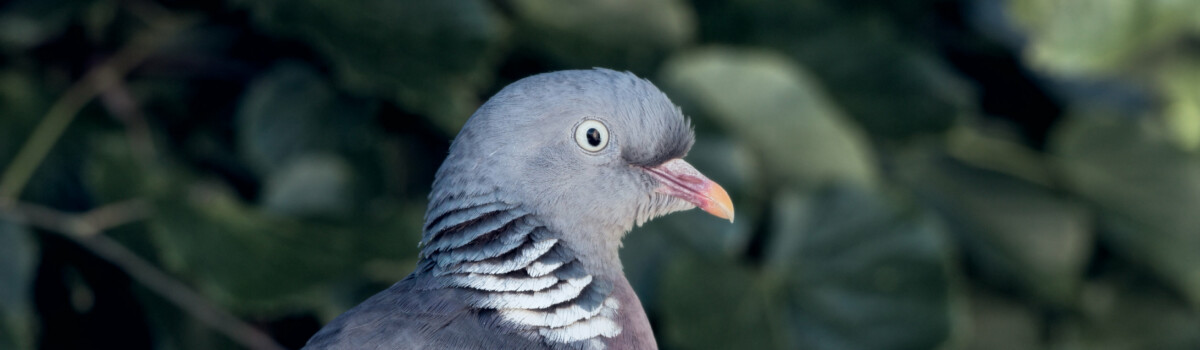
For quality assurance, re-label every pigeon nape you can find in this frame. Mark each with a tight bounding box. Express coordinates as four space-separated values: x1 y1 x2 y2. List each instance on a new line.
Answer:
302 68 733 350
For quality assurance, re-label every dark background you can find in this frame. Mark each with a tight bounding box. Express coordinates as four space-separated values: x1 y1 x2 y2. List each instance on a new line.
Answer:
2 0 1199 349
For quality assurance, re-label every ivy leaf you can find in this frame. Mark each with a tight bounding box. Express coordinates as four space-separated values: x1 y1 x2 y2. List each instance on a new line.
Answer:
1052 115 1200 306
769 187 955 350
509 0 694 73
1007 0 1200 75
660 254 785 350
660 48 878 188
0 221 36 350
235 0 504 133
900 152 1092 305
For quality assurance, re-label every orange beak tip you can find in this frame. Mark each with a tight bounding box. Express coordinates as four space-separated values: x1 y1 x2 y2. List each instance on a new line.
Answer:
645 158 735 223
703 183 735 223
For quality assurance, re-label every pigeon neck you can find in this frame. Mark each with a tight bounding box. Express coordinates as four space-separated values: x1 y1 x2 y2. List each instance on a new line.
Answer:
556 227 625 279
417 195 646 348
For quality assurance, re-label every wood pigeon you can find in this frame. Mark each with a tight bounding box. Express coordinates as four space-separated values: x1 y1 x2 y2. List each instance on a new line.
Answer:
303 68 734 349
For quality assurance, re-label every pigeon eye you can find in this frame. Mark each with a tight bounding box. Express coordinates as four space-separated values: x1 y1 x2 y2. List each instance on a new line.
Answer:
574 120 609 152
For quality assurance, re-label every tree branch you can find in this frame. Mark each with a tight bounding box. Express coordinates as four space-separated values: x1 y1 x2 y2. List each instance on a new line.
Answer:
0 16 193 200
0 200 287 350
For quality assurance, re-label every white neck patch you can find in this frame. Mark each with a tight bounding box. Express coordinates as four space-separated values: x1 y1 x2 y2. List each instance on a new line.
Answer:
421 204 623 349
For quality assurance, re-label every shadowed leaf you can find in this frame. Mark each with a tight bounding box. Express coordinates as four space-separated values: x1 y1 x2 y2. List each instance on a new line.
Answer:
234 0 504 133
0 221 36 350
149 177 360 308
509 0 694 73
1056 273 1200 350
963 288 1043 350
235 61 378 175
660 254 784 350
769 186 955 350
660 48 878 188
900 151 1092 305
260 154 356 220
1052 115 1200 306
0 0 88 51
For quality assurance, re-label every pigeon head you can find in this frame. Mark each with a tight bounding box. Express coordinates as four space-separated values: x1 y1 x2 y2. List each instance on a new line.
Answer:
426 68 733 274
304 69 733 350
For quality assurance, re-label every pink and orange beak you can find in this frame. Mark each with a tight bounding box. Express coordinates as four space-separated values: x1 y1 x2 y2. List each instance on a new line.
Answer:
644 158 735 222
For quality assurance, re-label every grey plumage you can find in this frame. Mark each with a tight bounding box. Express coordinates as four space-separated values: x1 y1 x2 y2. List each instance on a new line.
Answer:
303 68 728 350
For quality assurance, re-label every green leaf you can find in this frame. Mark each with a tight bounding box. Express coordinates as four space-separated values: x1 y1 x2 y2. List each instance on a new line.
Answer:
0 0 88 52
260 154 356 220
768 186 955 350
788 22 969 140
1051 115 1200 306
145 156 426 312
656 186 956 350
235 61 378 175
235 0 504 133
509 0 694 73
899 151 1092 305
617 223 674 314
1055 274 1200 350
83 132 148 203
688 2 967 140
149 176 364 307
1158 58 1200 151
659 48 878 188
136 284 246 350
0 69 52 165
1007 0 1200 76
962 289 1044 350
0 221 36 350
660 254 785 350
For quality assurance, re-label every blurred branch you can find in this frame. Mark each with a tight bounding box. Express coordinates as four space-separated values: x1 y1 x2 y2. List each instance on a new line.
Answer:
0 199 288 350
99 78 158 161
946 126 1056 187
0 14 194 200
1 199 150 237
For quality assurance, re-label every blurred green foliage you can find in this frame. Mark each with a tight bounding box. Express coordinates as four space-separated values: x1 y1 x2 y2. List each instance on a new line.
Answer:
1 0 1200 349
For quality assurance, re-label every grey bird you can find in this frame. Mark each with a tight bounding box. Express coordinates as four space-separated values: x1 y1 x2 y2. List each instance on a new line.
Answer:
302 68 734 350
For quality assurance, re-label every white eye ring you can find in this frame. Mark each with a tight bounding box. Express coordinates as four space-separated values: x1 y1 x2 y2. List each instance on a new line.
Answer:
574 120 609 152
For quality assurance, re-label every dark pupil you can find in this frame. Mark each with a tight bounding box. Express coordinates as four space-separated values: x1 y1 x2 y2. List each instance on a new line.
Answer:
586 128 602 146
